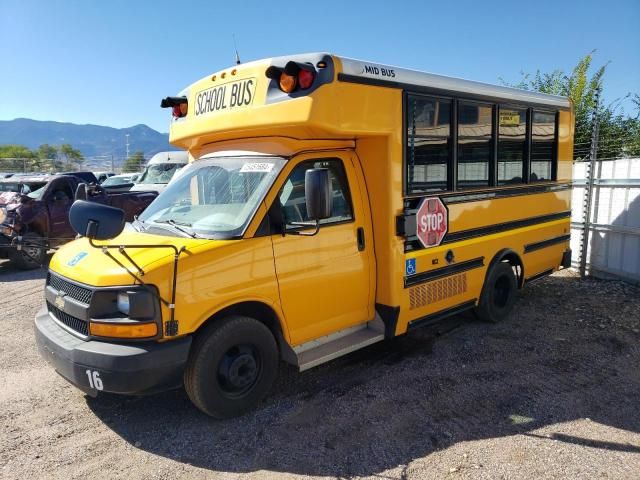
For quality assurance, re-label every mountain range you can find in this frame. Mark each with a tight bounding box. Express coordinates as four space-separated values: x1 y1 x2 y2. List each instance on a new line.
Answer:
0 118 173 159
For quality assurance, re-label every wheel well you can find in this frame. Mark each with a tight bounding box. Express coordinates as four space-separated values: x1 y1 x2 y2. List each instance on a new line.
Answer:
489 249 524 288
198 302 295 364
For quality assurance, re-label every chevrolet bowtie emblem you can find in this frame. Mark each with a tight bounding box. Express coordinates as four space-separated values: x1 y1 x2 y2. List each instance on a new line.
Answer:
54 292 66 310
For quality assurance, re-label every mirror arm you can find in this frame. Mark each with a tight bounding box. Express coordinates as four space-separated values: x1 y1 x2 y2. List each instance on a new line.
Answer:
288 220 320 236
85 220 98 238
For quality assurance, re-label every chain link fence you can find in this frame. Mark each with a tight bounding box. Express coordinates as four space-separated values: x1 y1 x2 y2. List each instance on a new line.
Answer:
0 156 149 176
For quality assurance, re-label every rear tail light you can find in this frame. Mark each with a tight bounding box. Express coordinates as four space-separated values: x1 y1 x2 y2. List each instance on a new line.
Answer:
160 96 188 118
297 69 315 90
171 103 188 118
266 61 316 94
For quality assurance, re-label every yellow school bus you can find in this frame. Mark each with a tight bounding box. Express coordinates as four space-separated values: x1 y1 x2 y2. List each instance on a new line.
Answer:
35 53 574 418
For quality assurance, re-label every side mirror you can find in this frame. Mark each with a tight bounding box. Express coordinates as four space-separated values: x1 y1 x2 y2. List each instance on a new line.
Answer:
75 183 87 201
305 168 332 221
69 200 125 240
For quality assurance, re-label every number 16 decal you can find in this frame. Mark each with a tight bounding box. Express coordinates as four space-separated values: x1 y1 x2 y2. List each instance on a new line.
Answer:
85 370 104 390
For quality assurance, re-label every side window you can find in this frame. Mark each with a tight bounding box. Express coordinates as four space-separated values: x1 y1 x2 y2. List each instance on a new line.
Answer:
406 94 451 193
278 159 353 228
47 179 73 202
531 110 556 181
498 106 527 185
457 101 493 189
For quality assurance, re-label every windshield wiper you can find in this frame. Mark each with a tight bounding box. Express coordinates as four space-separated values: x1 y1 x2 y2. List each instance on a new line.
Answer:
155 219 201 238
132 215 146 233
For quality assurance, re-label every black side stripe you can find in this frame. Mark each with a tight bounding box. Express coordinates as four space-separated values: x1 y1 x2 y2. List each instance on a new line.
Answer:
408 182 572 208
403 210 571 252
405 257 484 288
337 73 571 112
524 269 553 285
524 234 571 253
407 300 477 330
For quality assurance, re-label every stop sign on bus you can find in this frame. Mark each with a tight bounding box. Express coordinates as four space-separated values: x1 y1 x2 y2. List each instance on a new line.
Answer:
416 197 448 248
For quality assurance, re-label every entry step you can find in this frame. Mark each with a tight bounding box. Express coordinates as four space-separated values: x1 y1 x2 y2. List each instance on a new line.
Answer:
294 321 385 371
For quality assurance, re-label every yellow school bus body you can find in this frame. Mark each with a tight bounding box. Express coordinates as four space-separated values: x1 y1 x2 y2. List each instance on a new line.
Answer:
36 52 573 416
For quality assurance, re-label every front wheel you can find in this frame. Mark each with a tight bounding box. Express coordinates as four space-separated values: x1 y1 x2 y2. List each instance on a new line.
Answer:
474 261 517 323
8 232 46 270
184 315 279 418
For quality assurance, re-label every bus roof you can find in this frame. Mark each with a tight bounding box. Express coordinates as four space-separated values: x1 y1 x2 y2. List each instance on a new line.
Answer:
335 55 571 110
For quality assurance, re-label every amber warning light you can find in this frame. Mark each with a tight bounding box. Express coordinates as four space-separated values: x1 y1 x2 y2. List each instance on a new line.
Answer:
161 96 188 118
265 61 316 94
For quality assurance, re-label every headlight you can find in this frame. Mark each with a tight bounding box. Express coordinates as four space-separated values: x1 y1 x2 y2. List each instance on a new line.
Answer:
117 291 130 315
90 288 159 339
116 289 155 319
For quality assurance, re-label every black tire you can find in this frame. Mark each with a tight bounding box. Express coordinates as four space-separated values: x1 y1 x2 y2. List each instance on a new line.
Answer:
474 261 517 323
184 315 278 418
8 232 46 270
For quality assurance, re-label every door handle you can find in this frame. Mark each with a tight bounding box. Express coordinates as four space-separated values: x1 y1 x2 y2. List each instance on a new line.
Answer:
357 227 365 251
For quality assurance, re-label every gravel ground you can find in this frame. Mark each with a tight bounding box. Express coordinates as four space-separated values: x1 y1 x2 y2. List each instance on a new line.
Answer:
1 258 639 480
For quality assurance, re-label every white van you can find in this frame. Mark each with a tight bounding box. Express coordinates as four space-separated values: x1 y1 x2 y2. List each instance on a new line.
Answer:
130 151 188 193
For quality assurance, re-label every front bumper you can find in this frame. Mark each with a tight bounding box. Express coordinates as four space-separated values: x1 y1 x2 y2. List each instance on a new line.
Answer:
35 306 192 395
0 232 12 257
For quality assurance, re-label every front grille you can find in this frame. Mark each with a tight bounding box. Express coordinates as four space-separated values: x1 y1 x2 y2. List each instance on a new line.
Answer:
47 301 89 336
47 272 93 304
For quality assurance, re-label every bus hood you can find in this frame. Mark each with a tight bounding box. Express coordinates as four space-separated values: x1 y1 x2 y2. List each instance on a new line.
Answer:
49 230 226 286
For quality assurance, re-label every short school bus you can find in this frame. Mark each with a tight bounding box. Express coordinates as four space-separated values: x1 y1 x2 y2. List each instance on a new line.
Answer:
36 53 574 418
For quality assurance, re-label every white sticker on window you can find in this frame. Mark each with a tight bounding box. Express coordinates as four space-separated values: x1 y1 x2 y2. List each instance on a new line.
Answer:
240 163 274 173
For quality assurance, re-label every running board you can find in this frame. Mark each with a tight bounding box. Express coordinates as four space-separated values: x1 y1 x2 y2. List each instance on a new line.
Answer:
294 316 385 371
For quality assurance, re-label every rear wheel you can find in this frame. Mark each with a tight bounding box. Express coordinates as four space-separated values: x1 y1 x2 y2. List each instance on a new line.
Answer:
184 315 279 418
474 261 517 323
8 232 46 270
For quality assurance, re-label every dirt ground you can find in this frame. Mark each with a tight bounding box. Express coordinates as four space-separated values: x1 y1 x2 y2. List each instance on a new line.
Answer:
1 258 639 480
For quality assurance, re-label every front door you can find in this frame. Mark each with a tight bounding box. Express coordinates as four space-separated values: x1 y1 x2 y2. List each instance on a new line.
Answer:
45 178 74 243
270 153 373 345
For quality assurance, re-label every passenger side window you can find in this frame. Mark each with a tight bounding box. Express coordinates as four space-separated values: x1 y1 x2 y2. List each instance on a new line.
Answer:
278 159 353 228
531 111 556 181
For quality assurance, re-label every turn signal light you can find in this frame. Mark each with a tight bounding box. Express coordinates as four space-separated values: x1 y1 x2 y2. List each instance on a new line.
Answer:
279 72 297 93
90 321 158 339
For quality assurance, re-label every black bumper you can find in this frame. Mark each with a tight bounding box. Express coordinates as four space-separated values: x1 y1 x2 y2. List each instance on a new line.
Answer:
35 306 192 395
0 233 11 257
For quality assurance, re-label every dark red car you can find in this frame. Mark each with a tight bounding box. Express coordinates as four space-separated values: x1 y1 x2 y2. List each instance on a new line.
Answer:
0 174 157 269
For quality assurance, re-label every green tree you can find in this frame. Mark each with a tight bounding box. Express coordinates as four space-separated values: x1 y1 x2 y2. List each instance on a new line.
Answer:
35 144 58 172
502 52 640 159
58 143 84 170
0 144 37 172
122 151 145 173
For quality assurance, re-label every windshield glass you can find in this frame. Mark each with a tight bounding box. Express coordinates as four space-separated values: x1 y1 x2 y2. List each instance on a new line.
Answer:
28 186 46 199
102 176 131 186
138 163 184 184
139 156 285 237
0 181 47 194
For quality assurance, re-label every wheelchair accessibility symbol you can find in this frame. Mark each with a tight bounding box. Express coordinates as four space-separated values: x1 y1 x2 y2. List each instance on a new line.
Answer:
405 258 416 276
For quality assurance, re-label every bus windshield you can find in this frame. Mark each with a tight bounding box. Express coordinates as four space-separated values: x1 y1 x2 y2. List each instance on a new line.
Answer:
138 156 286 238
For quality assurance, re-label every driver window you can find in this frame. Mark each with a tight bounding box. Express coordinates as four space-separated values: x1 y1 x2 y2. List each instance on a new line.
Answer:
278 158 353 228
50 182 73 203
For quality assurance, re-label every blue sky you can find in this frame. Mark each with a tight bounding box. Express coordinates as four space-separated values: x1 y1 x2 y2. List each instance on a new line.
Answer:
1 0 638 134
